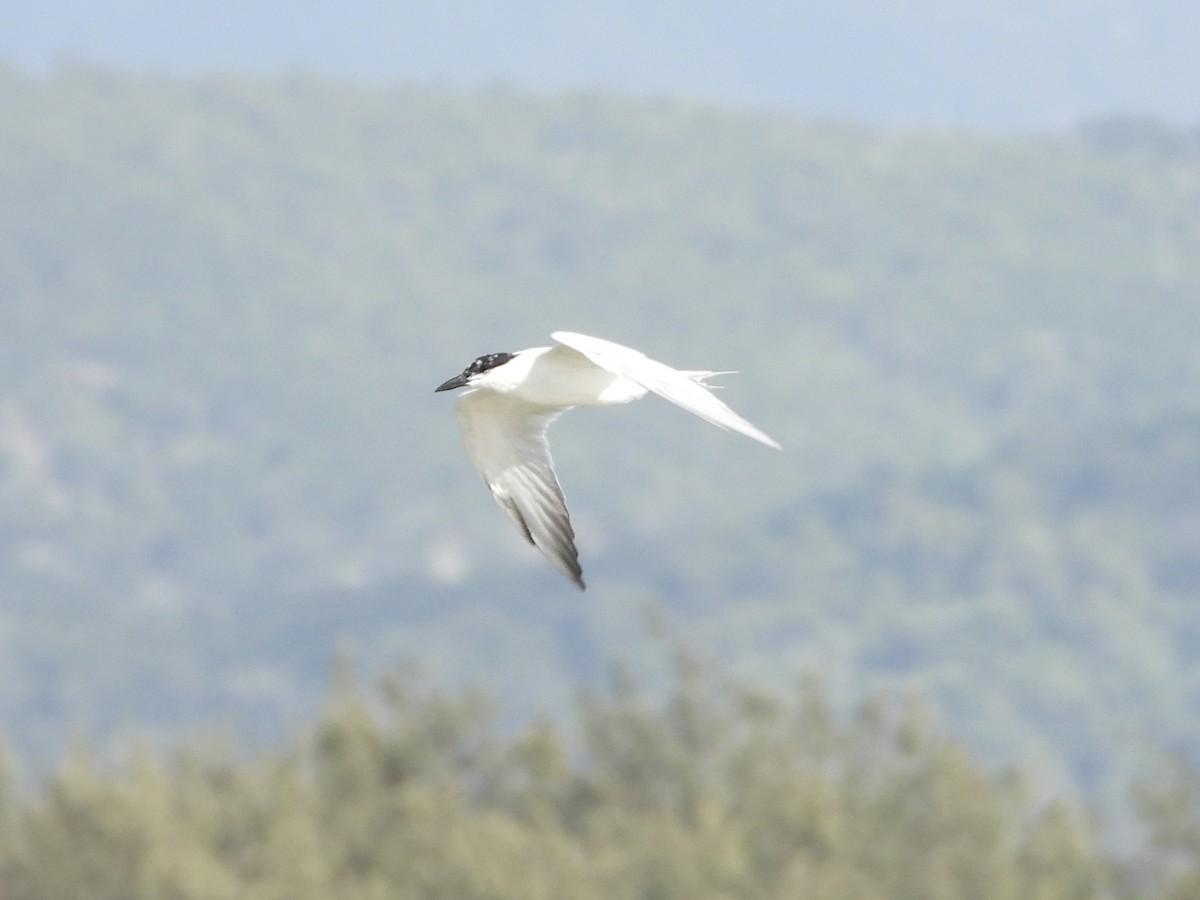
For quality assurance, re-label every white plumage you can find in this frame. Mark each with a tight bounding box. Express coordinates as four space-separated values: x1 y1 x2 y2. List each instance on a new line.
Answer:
435 331 780 589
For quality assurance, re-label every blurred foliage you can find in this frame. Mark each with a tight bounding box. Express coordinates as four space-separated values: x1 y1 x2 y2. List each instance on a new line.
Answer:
0 64 1198 839
1133 756 1200 900
0 654 1159 900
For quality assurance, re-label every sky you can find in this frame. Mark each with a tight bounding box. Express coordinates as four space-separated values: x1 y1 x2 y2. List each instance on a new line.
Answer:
3 1 1199 130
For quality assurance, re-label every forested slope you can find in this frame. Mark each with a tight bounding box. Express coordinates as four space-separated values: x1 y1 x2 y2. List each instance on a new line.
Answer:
0 66 1197 825
4 657 1200 899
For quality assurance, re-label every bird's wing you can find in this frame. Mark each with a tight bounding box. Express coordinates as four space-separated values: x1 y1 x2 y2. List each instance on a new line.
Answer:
551 331 781 450
453 390 584 589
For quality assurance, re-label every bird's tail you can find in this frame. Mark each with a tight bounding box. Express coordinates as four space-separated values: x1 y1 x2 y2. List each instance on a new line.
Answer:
681 370 736 390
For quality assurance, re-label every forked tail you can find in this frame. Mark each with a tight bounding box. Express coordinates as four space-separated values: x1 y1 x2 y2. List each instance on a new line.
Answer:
682 370 736 389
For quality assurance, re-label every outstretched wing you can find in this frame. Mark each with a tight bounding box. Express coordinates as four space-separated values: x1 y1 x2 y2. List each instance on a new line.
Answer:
551 331 781 450
453 390 584 589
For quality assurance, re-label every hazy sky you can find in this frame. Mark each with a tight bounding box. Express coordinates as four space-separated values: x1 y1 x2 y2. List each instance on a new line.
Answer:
4 0 1200 129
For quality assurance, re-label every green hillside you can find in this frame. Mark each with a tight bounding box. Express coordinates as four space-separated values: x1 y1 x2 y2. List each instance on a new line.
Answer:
0 659 1159 900
0 65 1198 829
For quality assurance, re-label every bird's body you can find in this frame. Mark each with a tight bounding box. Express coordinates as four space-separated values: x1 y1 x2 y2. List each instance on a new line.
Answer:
458 343 648 408
436 332 780 589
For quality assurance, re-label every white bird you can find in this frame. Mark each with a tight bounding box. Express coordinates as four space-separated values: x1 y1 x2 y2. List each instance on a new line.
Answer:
435 331 781 589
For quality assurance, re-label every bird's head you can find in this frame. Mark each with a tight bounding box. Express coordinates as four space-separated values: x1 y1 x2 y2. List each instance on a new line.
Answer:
434 351 516 392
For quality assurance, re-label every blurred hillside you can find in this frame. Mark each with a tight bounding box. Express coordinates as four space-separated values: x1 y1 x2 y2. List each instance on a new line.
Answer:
0 66 1198 824
3 657 1181 900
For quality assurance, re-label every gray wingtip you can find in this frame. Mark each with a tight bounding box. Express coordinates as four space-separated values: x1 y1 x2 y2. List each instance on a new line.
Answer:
563 554 586 590
738 424 783 451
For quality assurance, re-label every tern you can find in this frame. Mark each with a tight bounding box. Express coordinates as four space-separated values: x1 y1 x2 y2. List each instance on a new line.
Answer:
435 331 781 589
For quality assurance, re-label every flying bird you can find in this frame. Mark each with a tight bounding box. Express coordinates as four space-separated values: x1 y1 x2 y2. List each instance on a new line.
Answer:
435 331 781 589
